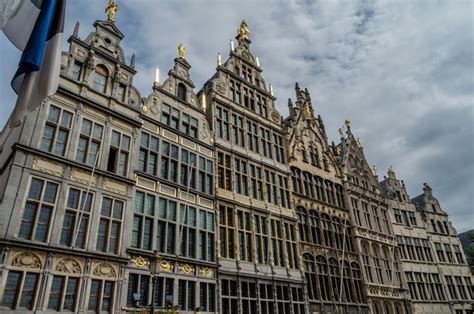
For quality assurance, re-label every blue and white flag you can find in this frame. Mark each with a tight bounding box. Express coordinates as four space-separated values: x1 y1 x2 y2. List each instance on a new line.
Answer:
1 0 65 127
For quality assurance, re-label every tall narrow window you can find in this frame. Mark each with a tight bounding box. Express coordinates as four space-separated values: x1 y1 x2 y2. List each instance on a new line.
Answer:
138 132 159 175
92 65 108 93
254 214 269 264
178 280 195 311
155 277 174 308
107 130 130 176
219 205 235 259
271 219 285 267
181 113 198 138
179 205 197 258
222 279 239 313
285 222 298 268
60 187 93 248
19 177 58 242
126 274 150 307
40 105 73 156
237 210 253 262
273 134 285 163
180 149 196 190
157 198 177 254
217 151 231 190
278 175 291 208
160 142 179 183
2 271 40 310
215 106 229 140
71 61 82 80
304 254 317 299
48 276 80 311
76 118 103 166
249 164 263 200
234 157 248 195
200 282 216 312
177 83 187 102
96 197 123 254
231 113 245 146
246 119 259 153
265 169 278 205
199 210 215 261
132 191 154 250
116 84 126 102
316 256 330 300
88 280 115 312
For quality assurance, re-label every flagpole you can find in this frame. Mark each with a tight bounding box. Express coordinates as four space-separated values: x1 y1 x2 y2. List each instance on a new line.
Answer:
70 149 100 249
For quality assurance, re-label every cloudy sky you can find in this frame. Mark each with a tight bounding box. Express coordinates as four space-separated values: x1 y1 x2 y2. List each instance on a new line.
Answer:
0 0 472 231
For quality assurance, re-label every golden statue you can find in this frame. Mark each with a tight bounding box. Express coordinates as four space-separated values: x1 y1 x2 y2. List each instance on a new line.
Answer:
303 103 312 120
237 20 251 44
335 146 341 156
178 43 185 59
105 0 119 22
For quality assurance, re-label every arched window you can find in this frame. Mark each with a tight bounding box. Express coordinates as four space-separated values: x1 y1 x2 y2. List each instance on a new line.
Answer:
296 207 309 243
92 65 108 93
303 172 314 198
303 253 316 300
344 223 354 252
384 302 392 314
342 261 353 303
373 245 384 284
332 217 344 250
382 246 392 284
309 210 322 245
321 214 333 247
361 241 373 283
351 262 364 303
309 145 320 167
328 258 339 301
291 167 302 194
177 83 186 102
301 146 308 162
394 302 404 314
316 256 329 301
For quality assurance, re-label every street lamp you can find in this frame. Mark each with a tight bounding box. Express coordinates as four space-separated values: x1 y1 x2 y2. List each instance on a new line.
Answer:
149 250 161 313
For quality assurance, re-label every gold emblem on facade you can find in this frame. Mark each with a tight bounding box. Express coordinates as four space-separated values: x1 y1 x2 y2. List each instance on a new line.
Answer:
199 267 213 277
236 20 251 45
178 43 186 59
179 263 194 274
160 260 172 272
303 103 313 120
131 256 150 268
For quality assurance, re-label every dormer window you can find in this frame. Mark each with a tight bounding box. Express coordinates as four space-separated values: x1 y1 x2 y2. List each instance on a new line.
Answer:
92 65 108 93
177 83 186 102
117 84 126 102
71 61 82 81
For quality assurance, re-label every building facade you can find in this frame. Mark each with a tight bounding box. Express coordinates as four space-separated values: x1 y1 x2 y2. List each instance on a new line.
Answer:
0 6 472 314
285 85 368 313
381 170 473 314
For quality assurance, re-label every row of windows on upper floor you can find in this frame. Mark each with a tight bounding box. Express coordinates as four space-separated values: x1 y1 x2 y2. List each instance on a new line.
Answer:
433 241 466 265
291 167 344 208
303 254 365 305
70 61 190 104
16 176 215 262
351 197 392 235
396 236 435 263
392 208 418 227
299 145 329 170
405 272 474 302
40 105 213 195
1 268 216 312
138 132 214 195
430 218 452 235
215 105 285 162
228 79 270 118
296 208 355 252
220 278 305 314
217 151 291 208
359 240 403 287
218 204 298 269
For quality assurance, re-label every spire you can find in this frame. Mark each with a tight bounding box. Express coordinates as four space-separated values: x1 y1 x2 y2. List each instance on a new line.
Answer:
105 0 119 22
73 20 80 37
236 20 251 48
130 52 135 68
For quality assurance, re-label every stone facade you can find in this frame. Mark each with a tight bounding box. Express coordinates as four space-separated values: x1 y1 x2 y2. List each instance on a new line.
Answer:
0 10 472 314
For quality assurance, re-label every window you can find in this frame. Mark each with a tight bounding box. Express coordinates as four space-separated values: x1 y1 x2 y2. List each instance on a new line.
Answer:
273 133 285 163
243 87 255 110
291 167 302 194
278 175 291 208
199 210 215 261
361 242 373 283
96 197 123 254
179 205 197 258
157 198 177 254
71 61 82 80
76 118 103 166
249 164 263 200
257 93 268 118
219 205 235 259
155 277 174 308
181 113 198 138
316 256 330 300
40 105 72 156
285 222 298 269
132 191 154 250
393 208 403 224
455 276 467 299
254 214 269 264
234 157 248 195
309 210 322 245
92 65 108 93
362 202 372 229
371 205 382 232
229 80 241 104
265 169 278 205
464 277 474 299
160 141 179 182
48 276 80 311
237 210 253 262
275 284 291 314
217 151 232 190
2 271 39 310
180 149 197 190
221 279 238 313
271 219 285 267
241 281 257 313
216 106 229 140
351 262 364 303
200 282 216 312
88 280 114 312
246 119 259 153
260 127 273 158
178 280 195 311
296 208 309 243
259 283 274 314
107 130 130 176
198 157 214 195
321 214 333 247
60 187 93 248
231 113 245 146
309 145 320 167
127 274 149 307
329 258 340 301
408 212 417 226
138 132 159 175
116 84 126 102
453 245 465 264
445 276 458 300
435 242 445 262
19 177 58 242
304 254 317 299
177 83 187 102
444 244 454 263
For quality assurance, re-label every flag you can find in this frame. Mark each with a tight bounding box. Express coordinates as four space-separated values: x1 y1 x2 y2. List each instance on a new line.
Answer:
2 0 65 128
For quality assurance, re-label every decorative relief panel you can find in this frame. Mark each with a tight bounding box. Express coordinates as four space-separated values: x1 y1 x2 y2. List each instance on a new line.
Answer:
11 252 42 269
159 260 172 272
178 263 195 275
56 257 81 274
93 262 117 278
198 267 214 278
33 158 64 177
103 178 127 195
131 256 150 268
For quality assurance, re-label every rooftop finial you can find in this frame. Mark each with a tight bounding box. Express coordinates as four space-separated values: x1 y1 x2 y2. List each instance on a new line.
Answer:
105 0 119 22
236 20 251 46
178 43 185 59
73 20 80 37
372 165 377 175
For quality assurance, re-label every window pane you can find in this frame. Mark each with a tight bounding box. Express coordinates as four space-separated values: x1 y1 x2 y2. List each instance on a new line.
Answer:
60 112 72 128
19 273 38 309
2 271 21 308
29 179 43 200
48 276 64 310
63 277 78 310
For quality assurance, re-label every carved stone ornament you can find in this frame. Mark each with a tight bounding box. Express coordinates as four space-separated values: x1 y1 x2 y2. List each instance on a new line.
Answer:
160 260 172 272
271 111 280 123
241 51 251 61
131 256 150 268
56 258 81 274
11 252 42 269
93 263 117 278
178 263 194 275
215 81 226 95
